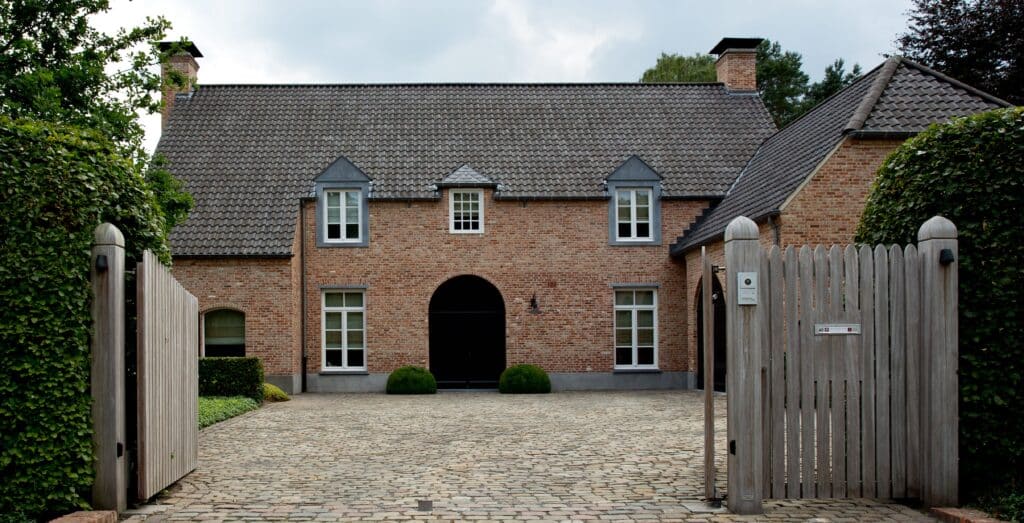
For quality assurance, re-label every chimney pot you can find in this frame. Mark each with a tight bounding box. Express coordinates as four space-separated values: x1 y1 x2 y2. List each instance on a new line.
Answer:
710 37 762 92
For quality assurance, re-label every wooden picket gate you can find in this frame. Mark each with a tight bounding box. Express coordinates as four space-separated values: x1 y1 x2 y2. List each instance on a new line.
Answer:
90 225 199 511
709 215 959 514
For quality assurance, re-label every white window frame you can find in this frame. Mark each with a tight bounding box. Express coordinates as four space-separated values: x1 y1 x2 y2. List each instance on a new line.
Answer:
613 288 658 370
323 189 362 243
449 189 484 234
321 291 367 371
614 188 653 242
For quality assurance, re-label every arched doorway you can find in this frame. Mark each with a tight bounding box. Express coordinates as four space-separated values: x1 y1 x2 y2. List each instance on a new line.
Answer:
429 275 506 389
696 275 727 391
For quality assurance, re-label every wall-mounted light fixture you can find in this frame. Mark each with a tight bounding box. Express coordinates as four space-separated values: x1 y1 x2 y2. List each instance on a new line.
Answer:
529 293 541 314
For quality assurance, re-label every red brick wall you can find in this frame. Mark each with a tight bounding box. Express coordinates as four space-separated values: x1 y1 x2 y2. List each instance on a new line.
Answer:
715 50 757 91
172 257 299 378
779 138 903 247
300 190 707 375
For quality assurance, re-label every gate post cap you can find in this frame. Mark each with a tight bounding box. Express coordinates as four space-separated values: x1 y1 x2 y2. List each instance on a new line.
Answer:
917 216 957 241
724 216 759 242
93 223 125 247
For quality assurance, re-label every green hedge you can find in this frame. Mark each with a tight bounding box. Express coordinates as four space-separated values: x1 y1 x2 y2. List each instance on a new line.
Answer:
856 107 1024 500
0 116 169 518
499 364 551 394
263 382 290 402
197 396 260 429
386 366 437 394
198 357 264 403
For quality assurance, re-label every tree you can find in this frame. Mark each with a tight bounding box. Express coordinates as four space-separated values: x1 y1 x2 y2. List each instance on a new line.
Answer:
756 40 810 127
801 59 863 113
856 107 1024 504
898 0 1023 106
640 52 716 82
0 0 192 233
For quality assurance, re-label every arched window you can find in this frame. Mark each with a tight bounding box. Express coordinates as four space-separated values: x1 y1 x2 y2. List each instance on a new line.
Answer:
203 309 245 357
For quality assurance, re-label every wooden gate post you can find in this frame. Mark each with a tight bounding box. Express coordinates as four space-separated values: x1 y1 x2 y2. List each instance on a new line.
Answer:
918 216 958 507
724 216 764 514
90 223 126 512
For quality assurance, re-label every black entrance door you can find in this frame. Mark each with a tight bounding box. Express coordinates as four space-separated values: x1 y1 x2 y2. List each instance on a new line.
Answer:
696 275 727 392
429 275 506 388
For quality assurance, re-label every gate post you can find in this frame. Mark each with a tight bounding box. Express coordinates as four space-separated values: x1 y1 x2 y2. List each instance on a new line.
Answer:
918 216 958 507
724 216 764 514
90 223 126 512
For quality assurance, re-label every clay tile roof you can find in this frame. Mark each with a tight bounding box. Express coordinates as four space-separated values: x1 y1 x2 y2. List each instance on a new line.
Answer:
671 57 1009 255
160 83 775 257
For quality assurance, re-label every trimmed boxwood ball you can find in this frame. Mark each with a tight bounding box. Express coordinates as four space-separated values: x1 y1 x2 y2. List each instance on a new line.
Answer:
499 364 551 394
386 366 437 394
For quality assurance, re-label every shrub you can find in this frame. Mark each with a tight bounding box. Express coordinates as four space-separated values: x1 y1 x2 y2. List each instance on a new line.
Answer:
386 366 437 394
499 364 551 394
263 383 290 402
856 107 1024 500
199 357 264 403
197 396 260 429
0 116 169 517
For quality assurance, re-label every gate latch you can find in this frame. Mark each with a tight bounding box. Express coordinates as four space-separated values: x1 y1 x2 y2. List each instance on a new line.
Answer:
729 440 736 455
116 442 124 458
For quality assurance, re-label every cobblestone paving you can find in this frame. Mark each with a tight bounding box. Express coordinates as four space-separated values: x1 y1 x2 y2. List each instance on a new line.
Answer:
123 391 935 522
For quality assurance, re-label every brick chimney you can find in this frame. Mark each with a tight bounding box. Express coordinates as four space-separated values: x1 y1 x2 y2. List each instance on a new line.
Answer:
709 38 762 92
158 41 202 128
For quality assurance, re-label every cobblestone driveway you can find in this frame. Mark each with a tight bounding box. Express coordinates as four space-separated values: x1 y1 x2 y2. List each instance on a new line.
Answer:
124 391 934 522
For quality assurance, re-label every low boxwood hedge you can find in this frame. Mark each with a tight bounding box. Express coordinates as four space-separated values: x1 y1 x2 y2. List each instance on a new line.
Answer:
199 357 264 403
499 364 551 394
197 396 260 429
386 366 437 394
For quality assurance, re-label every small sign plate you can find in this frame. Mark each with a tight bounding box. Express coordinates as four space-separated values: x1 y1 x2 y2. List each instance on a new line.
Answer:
815 323 862 335
737 272 758 306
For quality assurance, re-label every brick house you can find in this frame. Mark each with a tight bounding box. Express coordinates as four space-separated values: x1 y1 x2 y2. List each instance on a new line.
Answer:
158 38 1007 393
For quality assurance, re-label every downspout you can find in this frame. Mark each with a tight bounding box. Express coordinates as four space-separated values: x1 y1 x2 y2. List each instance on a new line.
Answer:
300 199 308 392
768 214 781 246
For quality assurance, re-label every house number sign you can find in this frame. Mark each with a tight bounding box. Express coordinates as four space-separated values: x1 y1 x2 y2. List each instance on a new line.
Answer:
814 323 862 335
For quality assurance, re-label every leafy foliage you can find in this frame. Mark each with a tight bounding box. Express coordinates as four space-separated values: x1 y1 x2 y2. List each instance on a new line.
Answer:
856 107 1024 500
639 52 716 83
263 382 290 402
0 116 168 518
498 364 551 394
385 366 438 395
800 59 862 114
898 0 1023 105
197 396 260 430
755 40 810 127
198 357 265 403
0 0 193 234
976 487 1024 523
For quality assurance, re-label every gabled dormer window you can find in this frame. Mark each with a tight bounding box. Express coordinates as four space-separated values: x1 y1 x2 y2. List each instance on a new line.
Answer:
438 164 493 235
606 156 662 246
315 155 370 248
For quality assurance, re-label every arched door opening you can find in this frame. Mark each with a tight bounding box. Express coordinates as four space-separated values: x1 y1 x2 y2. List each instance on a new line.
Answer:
429 275 506 389
203 309 246 357
696 275 727 392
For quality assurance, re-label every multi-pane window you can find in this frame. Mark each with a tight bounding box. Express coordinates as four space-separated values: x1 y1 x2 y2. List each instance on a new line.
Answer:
325 190 361 242
614 289 657 369
322 291 365 370
615 189 652 241
450 189 483 233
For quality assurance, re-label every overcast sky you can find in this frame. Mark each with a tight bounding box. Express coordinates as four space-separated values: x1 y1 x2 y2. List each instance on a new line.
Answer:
92 0 913 152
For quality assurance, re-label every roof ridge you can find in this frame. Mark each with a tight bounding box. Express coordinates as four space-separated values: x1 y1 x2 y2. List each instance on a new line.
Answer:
193 82 729 88
844 57 901 133
895 57 1012 107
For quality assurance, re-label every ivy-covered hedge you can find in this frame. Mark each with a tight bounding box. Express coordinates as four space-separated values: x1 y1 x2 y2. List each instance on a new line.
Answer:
0 116 169 518
856 107 1024 500
198 357 264 403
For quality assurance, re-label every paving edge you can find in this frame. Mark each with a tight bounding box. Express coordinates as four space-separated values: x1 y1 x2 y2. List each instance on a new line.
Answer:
930 507 1007 523
49 510 117 523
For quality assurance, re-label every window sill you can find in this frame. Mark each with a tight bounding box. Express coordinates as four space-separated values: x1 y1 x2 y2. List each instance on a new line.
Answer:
319 370 369 376
613 368 662 374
